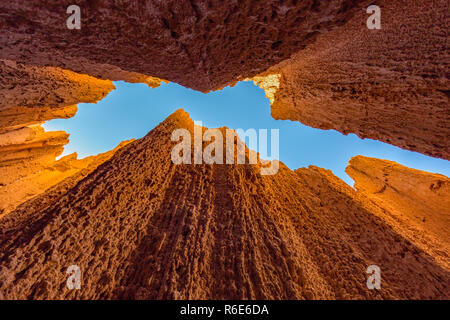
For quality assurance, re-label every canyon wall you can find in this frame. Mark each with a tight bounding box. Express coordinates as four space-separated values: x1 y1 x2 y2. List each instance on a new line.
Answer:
0 0 363 91
0 59 115 131
0 139 133 217
346 156 450 269
1 0 447 161
263 0 449 159
0 59 142 214
0 1 448 299
0 110 448 299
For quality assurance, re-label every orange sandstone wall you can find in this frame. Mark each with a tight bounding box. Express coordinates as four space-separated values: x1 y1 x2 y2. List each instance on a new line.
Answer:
0 134 133 216
0 60 139 215
0 1 362 92
0 1 447 160
263 0 449 159
0 110 448 299
346 156 450 269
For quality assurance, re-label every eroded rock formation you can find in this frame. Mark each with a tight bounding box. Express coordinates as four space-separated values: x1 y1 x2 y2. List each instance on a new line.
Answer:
262 0 449 159
1 0 447 160
0 1 448 301
0 59 114 123
0 126 69 210
346 156 450 269
0 59 118 214
0 139 133 217
0 53 165 215
0 0 362 91
0 110 448 299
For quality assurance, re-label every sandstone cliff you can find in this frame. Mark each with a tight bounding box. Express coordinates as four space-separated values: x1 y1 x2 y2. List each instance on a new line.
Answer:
0 125 69 189
0 60 117 214
260 0 449 159
1 0 447 160
0 139 133 217
0 0 361 91
346 155 450 269
0 110 448 299
0 60 114 115
0 1 448 300
0 58 151 214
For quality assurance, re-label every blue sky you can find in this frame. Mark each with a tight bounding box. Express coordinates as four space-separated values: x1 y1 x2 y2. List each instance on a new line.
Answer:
43 81 450 185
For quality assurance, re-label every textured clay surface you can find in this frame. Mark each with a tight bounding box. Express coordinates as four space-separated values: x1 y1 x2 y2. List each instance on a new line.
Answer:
0 139 133 217
0 59 115 131
0 0 362 91
0 110 448 300
0 1 363 213
0 0 447 160
263 0 449 159
0 125 69 187
0 59 125 215
0 1 448 301
347 156 450 269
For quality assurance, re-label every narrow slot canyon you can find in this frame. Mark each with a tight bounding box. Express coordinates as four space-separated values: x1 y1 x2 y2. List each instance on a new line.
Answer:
0 0 448 301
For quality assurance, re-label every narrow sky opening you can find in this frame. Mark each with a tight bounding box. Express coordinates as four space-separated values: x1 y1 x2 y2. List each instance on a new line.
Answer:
43 81 450 185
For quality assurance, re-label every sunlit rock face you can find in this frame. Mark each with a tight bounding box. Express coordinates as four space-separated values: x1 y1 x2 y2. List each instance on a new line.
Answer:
0 0 366 215
0 1 448 300
0 59 134 215
0 110 448 300
0 136 131 217
0 126 69 214
262 0 449 160
347 156 450 269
